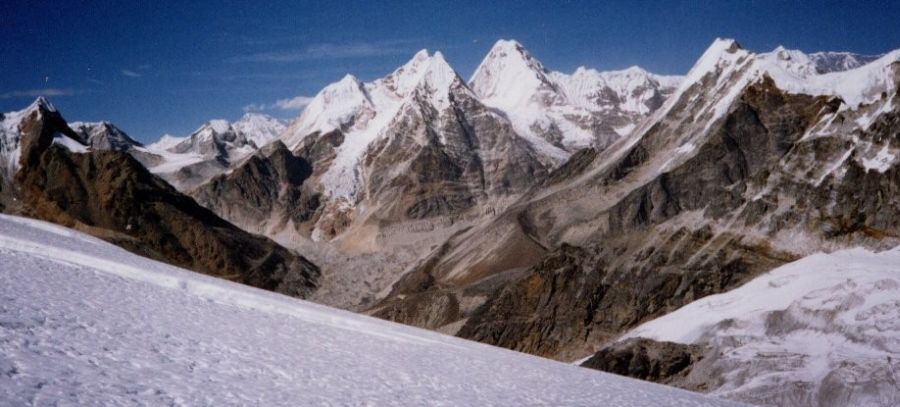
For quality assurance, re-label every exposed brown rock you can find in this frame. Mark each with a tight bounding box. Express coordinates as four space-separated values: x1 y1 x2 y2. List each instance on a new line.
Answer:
581 338 707 387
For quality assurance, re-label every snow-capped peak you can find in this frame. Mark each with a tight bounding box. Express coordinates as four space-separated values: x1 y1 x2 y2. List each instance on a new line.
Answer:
204 119 231 134
28 96 57 113
232 113 286 148
759 45 884 77
469 39 555 104
282 73 373 147
383 49 461 99
677 38 747 90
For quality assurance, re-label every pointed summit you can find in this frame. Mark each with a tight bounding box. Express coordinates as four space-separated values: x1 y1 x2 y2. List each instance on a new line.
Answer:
27 96 57 114
469 39 555 104
678 38 749 87
382 49 463 98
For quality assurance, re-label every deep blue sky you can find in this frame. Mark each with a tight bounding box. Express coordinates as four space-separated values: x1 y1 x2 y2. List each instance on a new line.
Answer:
2 0 898 143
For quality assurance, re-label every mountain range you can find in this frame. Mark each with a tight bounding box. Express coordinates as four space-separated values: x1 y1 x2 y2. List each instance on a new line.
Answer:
1 38 897 406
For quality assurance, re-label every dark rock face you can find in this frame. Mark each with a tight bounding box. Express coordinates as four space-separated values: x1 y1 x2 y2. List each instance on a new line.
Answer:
360 81 549 223
192 141 320 233
17 102 85 170
17 146 319 298
70 121 143 152
8 107 320 298
581 338 706 387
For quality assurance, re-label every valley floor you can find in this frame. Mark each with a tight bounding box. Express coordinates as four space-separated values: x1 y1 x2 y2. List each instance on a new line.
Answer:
0 214 740 406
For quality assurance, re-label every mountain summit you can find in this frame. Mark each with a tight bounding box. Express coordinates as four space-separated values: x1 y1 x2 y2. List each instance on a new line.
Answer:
470 39 682 155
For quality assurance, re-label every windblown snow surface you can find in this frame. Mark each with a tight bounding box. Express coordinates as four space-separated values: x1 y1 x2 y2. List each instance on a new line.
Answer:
0 215 741 406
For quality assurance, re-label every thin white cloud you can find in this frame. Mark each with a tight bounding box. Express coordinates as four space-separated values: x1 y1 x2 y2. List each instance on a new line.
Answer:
121 69 142 78
228 40 414 63
243 95 314 112
0 88 76 99
274 96 314 110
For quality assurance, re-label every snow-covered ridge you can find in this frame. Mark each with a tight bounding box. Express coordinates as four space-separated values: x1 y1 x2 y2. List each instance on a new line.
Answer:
142 113 286 176
623 38 898 175
282 49 464 150
281 49 473 199
0 214 741 406
469 39 683 153
625 246 900 405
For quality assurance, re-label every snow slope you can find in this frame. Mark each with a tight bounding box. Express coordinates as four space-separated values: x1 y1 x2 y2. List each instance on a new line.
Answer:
625 247 900 405
0 214 741 406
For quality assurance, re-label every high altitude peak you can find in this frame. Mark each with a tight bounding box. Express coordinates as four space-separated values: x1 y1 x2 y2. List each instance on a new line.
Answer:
490 39 525 52
711 37 742 52
321 74 365 96
622 65 650 76
203 119 231 134
339 73 360 84
28 96 57 113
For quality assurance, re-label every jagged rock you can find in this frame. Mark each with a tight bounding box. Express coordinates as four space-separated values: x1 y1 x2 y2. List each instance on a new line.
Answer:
581 338 707 387
192 141 319 234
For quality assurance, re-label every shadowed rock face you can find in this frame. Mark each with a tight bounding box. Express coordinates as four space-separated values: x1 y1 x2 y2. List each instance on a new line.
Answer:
581 338 707 388
192 141 320 234
9 108 319 298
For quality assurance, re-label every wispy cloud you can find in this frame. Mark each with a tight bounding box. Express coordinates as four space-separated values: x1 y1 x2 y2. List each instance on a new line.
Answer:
243 95 314 112
228 40 415 63
0 88 77 99
121 69 143 78
273 96 314 110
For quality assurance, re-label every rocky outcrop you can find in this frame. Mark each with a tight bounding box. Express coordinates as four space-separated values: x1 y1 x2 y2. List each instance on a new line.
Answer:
17 145 319 298
70 121 143 151
581 338 707 388
192 141 319 235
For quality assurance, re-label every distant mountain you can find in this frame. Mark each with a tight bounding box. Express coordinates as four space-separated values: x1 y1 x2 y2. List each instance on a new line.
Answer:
138 113 287 190
69 121 143 151
187 42 684 311
470 39 681 155
760 46 883 76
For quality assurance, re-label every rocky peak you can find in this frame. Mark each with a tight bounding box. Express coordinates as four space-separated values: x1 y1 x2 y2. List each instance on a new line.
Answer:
1 98 85 181
164 114 283 160
27 96 57 114
70 121 143 151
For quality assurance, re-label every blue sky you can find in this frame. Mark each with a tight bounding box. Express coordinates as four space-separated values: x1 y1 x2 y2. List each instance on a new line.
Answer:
2 0 898 143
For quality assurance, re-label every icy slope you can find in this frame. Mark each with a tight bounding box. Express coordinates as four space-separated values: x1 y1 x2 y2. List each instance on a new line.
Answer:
625 247 900 405
0 214 740 406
